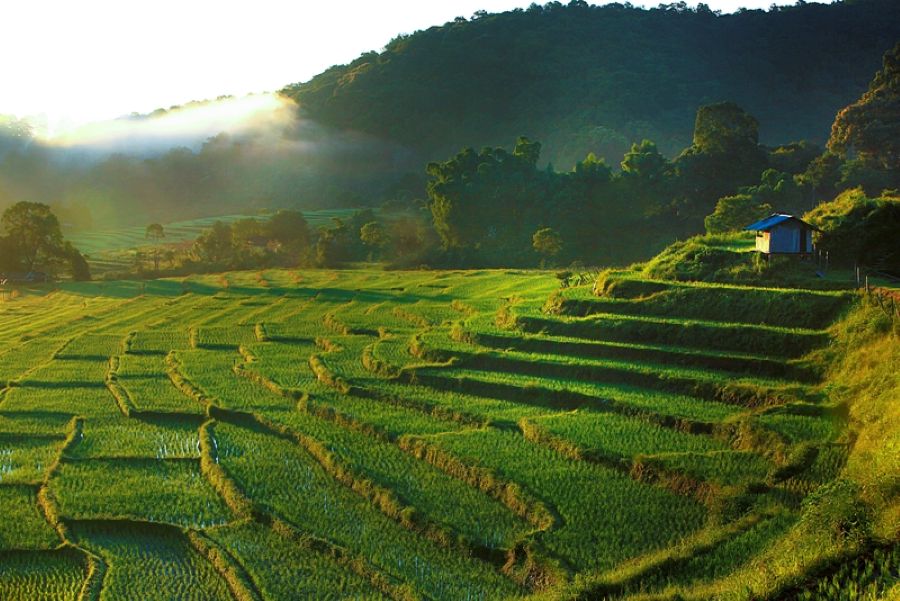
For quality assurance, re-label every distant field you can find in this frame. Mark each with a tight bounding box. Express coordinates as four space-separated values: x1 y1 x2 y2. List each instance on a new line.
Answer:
0 268 871 599
67 209 361 272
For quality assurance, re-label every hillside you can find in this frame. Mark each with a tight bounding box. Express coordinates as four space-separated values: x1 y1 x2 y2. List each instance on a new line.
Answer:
282 0 900 168
0 258 895 598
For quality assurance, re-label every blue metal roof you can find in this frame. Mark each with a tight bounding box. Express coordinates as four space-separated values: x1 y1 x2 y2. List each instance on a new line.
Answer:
744 213 819 232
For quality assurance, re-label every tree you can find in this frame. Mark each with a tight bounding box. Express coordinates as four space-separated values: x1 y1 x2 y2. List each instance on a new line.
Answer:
532 227 562 267
0 202 64 272
315 218 353 267
620 140 673 216
427 139 551 264
265 210 311 249
359 221 388 260
146 223 165 240
62 242 91 281
704 194 772 234
704 169 804 233
193 221 235 264
145 223 165 271
673 103 768 221
806 188 900 268
692 101 760 154
800 151 843 202
387 216 433 264
0 235 16 271
829 42 900 171
513 136 542 169
768 141 821 176
621 140 669 182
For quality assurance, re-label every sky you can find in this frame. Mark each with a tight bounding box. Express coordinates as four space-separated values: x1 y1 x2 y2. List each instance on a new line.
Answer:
3 0 818 135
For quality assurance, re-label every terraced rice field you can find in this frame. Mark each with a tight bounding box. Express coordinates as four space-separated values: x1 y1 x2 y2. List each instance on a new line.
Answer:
0 268 862 599
66 209 361 273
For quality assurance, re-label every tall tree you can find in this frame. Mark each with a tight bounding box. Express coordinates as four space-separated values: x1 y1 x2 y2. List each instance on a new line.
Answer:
532 227 563 267
145 223 166 272
673 103 768 221
192 221 235 264
829 42 900 171
0 202 64 272
359 221 388 261
265 209 311 254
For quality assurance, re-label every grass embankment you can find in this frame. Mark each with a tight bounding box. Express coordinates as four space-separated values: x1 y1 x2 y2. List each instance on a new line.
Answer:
545 299 898 601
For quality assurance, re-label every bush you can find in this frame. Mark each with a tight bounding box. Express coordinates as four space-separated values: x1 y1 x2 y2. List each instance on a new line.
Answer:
806 187 900 270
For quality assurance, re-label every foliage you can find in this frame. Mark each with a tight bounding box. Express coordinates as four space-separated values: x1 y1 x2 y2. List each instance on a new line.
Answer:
359 221 388 260
0 202 90 280
704 169 806 234
145 223 165 241
704 194 772 234
802 42 900 201
805 188 900 269
532 227 562 262
425 99 796 267
1 202 63 272
282 0 900 169
829 42 900 171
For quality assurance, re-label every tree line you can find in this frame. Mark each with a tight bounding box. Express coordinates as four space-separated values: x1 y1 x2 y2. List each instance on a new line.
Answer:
119 41 900 276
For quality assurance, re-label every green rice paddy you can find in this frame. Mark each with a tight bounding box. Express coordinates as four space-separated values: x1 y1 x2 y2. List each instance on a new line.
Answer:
0 267 872 599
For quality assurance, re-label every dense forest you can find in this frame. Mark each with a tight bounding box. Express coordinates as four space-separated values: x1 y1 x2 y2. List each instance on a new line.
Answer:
283 0 900 166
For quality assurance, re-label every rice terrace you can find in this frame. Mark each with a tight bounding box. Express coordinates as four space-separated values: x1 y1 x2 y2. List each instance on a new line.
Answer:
1 0 899 599
0 256 896 599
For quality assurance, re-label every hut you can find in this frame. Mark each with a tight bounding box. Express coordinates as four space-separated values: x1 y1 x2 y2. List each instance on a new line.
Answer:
745 213 820 255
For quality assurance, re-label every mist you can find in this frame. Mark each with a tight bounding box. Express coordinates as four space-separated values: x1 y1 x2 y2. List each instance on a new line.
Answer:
41 94 301 156
0 94 421 231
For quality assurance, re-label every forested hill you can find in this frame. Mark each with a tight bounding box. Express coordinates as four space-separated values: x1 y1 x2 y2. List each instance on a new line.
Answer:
282 0 900 168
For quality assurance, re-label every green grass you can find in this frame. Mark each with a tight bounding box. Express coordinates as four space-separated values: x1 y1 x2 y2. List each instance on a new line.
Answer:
54 459 230 528
587 273 853 329
205 521 389 600
0 266 881 599
213 421 521 599
527 410 725 459
267 405 529 550
631 512 798 592
68 416 200 459
0 548 87 601
0 338 67 382
119 375 205 415
411 428 708 572
0 485 61 550
413 366 742 423
71 521 233 601
0 436 65 485
644 450 773 487
1 387 120 417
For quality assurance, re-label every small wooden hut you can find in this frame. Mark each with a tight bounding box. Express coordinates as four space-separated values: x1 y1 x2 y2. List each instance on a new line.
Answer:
745 213 820 255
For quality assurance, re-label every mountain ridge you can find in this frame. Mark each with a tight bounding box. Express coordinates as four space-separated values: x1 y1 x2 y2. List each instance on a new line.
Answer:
282 0 900 168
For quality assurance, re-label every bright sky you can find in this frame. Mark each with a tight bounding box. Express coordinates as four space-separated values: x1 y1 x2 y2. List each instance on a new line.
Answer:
3 0 812 133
